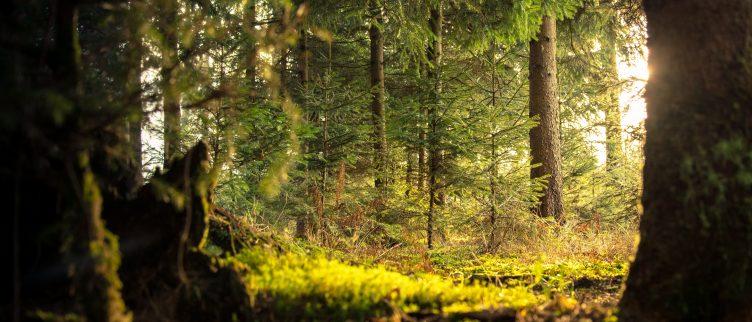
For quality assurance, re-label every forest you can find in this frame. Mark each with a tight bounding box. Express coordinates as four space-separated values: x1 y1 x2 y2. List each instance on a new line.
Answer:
2 0 751 321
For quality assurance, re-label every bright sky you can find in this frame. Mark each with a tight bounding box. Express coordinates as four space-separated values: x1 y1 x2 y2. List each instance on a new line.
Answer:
591 50 648 164
619 52 649 130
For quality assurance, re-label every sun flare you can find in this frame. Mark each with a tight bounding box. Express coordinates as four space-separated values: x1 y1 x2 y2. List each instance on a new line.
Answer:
618 51 649 129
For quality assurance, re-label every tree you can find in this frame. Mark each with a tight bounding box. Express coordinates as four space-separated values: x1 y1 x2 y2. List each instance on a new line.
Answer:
619 0 752 320
529 15 564 221
245 0 259 97
126 0 144 190
426 3 442 249
159 0 181 165
603 11 623 170
487 41 500 250
296 7 316 239
369 0 387 191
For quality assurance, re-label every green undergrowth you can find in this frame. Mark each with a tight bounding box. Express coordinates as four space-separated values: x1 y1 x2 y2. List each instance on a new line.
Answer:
208 225 625 320
227 247 543 320
430 250 628 294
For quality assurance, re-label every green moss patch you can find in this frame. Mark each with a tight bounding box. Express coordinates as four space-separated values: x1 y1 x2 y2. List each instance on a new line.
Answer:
229 248 543 320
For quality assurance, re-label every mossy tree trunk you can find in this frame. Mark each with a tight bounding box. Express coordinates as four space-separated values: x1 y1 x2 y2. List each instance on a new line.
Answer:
529 15 563 221
19 1 132 320
57 2 131 320
619 1 752 320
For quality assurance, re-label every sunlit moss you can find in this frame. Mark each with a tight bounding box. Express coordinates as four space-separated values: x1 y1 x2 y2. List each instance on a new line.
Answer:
230 248 543 320
432 253 628 293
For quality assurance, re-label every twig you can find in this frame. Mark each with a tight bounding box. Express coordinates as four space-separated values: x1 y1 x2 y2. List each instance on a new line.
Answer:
372 243 403 264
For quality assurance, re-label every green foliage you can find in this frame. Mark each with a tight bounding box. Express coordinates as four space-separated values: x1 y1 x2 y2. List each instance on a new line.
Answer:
4 0 648 318
170 0 648 253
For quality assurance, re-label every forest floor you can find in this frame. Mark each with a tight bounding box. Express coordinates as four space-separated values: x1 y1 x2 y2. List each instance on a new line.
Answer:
213 228 630 321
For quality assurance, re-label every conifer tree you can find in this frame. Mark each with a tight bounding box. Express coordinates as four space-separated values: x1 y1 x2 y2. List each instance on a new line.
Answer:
529 14 564 221
369 0 387 191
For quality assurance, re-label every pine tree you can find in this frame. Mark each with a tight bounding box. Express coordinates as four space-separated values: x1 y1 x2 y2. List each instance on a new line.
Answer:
529 15 564 221
369 0 387 191
126 0 144 190
426 2 442 249
159 0 181 166
603 11 623 170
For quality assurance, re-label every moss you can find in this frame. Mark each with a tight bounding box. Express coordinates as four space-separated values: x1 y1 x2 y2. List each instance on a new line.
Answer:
79 163 131 322
431 253 628 293
231 248 543 320
30 310 84 322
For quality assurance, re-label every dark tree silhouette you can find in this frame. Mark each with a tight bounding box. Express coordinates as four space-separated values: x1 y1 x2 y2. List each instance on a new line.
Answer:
620 1 752 320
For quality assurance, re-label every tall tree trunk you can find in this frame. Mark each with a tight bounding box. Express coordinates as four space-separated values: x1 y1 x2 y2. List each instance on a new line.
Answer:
160 0 180 166
604 15 623 170
51 0 82 97
298 30 309 90
488 43 498 250
296 28 314 239
529 15 563 221
126 2 143 191
619 1 752 320
369 2 387 190
426 4 442 249
405 147 414 196
418 115 427 190
418 61 427 190
489 133 498 248
244 0 258 98
128 113 142 185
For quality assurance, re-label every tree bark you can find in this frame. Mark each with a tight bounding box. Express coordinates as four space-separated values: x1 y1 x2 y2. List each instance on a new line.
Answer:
296 27 314 239
619 1 752 320
418 62 427 190
488 43 498 251
405 147 414 196
160 0 180 166
426 4 442 249
529 15 563 221
369 2 387 190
